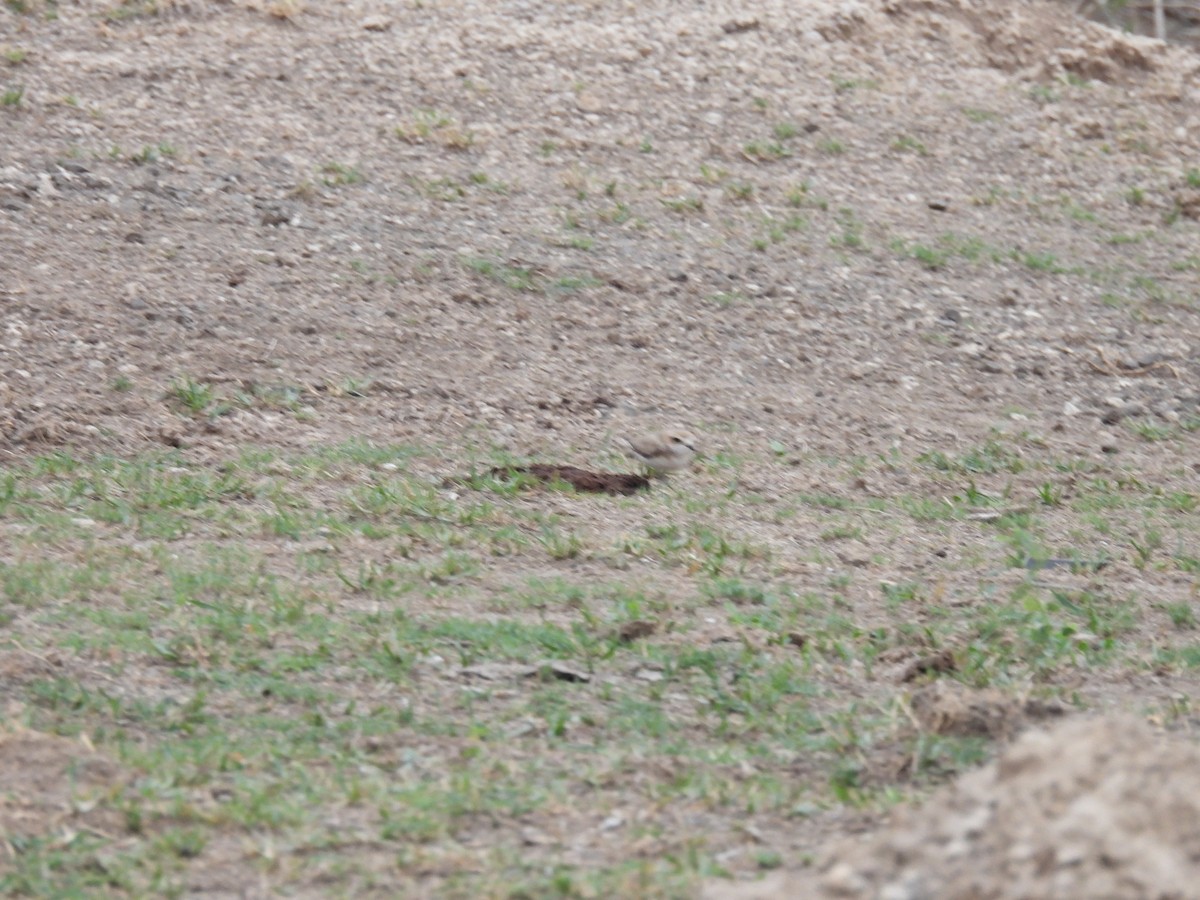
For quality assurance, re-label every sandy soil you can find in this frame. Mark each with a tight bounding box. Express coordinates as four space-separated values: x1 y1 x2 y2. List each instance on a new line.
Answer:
2 0 1199 896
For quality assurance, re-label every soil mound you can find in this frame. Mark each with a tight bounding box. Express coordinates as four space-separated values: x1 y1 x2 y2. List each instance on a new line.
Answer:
706 715 1200 899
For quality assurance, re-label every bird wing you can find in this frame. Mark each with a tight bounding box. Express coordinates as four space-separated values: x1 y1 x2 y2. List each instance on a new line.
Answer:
625 435 658 457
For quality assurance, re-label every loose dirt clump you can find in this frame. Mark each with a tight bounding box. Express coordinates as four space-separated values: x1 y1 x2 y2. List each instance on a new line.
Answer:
706 715 1200 900
484 464 651 496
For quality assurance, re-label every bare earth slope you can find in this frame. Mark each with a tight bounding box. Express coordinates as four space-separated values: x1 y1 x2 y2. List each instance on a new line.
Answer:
3 0 1199 463
705 714 1200 899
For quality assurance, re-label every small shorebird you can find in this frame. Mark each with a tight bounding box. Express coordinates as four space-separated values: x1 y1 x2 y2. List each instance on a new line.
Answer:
625 428 698 476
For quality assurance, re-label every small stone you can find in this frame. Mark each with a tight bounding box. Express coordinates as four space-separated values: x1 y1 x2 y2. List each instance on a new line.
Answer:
576 91 604 112
521 826 553 846
822 861 868 894
360 14 391 30
881 878 921 900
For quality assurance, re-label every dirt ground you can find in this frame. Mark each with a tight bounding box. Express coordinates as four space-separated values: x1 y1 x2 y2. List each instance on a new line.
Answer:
2 0 1200 896
705 714 1200 900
